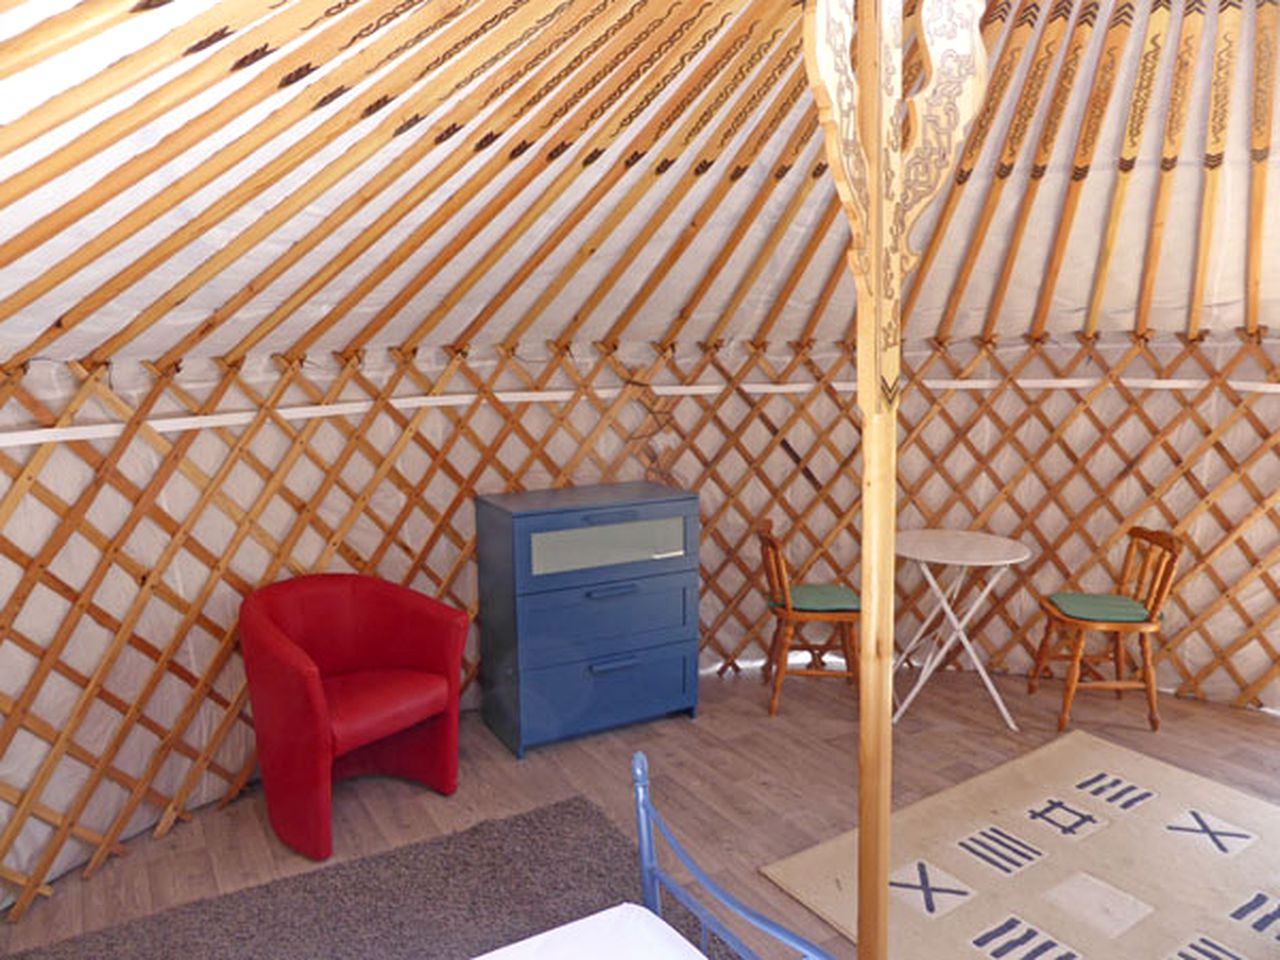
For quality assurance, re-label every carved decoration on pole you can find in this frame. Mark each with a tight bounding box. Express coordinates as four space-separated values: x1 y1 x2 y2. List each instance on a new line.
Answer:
802 0 985 955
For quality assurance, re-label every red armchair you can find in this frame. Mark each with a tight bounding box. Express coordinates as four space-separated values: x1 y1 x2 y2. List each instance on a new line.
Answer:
239 574 468 859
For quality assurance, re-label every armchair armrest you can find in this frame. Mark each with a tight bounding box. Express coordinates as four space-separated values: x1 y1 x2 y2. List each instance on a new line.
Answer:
239 599 329 748
376 585 469 683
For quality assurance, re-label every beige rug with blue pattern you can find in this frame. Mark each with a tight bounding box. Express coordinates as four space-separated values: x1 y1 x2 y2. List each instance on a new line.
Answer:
762 732 1280 959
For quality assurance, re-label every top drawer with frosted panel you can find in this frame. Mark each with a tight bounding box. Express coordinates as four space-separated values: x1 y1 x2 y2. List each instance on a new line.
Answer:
478 482 699 595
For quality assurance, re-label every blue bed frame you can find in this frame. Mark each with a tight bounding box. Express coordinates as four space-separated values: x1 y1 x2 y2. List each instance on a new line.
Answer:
631 752 835 959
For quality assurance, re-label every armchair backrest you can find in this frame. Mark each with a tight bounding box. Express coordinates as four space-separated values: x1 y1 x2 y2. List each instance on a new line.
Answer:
242 574 359 675
241 576 468 680
1117 527 1183 618
243 573 444 676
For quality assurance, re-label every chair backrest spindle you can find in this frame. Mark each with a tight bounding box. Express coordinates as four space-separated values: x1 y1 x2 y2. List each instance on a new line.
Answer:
1118 527 1183 618
757 520 792 612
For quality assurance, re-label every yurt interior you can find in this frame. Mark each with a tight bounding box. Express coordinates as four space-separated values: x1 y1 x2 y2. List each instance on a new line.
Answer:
0 0 1277 956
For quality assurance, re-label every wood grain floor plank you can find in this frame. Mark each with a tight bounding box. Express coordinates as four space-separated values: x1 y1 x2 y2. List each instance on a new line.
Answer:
1 670 1276 957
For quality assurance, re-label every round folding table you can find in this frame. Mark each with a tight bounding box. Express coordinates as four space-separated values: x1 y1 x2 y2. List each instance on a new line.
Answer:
892 529 1031 731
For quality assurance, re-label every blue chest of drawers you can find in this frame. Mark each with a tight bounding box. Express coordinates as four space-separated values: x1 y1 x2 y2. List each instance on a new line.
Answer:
475 482 700 757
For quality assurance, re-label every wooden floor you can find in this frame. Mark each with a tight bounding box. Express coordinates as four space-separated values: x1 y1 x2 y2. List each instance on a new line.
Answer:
3 669 1279 957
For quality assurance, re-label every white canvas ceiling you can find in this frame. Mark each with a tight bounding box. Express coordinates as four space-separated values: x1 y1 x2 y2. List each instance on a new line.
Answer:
0 0 1274 370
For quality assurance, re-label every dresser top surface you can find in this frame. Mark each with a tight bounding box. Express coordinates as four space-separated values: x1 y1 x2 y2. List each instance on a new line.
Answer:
476 481 696 515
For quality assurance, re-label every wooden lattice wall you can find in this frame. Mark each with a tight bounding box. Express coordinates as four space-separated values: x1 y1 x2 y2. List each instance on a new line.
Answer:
0 332 1277 918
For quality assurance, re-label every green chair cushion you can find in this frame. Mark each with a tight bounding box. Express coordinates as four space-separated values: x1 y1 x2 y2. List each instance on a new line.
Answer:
776 583 861 613
1049 591 1150 623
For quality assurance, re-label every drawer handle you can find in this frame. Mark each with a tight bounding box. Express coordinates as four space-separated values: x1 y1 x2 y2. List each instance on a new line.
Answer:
585 582 640 599
582 509 638 525
650 549 684 560
590 657 641 675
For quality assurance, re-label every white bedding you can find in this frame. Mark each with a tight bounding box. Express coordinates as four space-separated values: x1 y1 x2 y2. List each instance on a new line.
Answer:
473 902 707 959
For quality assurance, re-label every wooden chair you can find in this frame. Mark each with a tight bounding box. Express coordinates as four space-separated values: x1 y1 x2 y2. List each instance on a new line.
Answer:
1029 527 1182 732
757 520 860 716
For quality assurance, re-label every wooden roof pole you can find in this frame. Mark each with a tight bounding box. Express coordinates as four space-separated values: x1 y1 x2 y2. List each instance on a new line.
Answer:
387 0 761 353
936 0 1077 341
0 0 313 157
1134 0 1210 337
0 0 167 83
702 144 830 344
589 68 817 348
807 225 856 344
565 85 813 347
211 0 631 364
454 2 799 350
93 0 596 365
752 189 843 343
376 0 754 354
1 0 487 363
508 21 806 349
1081 0 1176 335
650 103 820 341
598 69 817 349
1247 0 1279 336
900 0 1041 329
804 0 984 953
991 0 1110 339
1186 0 1243 338
303 0 742 358
0 0 402 224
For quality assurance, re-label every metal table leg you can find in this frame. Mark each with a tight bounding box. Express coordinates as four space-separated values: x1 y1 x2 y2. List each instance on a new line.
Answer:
892 562 1019 731
892 566 963 707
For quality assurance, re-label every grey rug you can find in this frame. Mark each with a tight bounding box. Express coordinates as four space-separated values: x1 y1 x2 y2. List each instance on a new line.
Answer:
11 797 643 960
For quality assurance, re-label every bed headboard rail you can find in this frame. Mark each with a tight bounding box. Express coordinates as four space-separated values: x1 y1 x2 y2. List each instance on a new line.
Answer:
631 752 835 960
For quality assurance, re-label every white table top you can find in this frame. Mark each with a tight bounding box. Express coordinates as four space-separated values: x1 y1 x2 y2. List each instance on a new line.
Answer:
896 529 1031 567
473 903 706 959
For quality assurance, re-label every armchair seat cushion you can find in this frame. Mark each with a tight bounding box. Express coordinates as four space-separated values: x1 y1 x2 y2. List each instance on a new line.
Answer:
1048 591 1150 623
324 669 449 756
